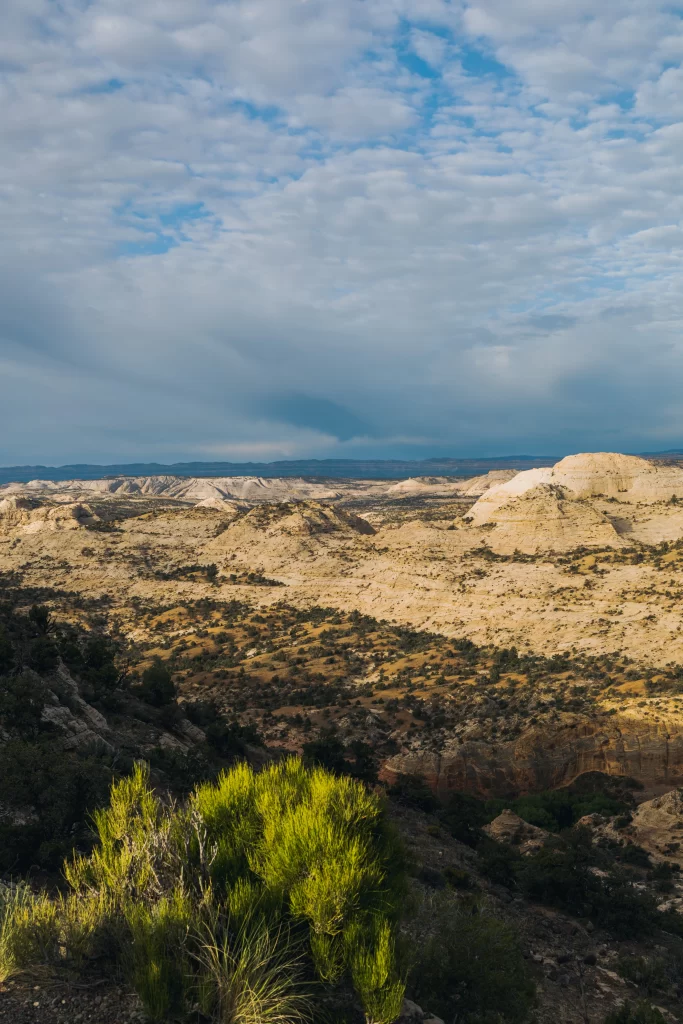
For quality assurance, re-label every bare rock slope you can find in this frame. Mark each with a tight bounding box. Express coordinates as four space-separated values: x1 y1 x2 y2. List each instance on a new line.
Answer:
470 484 627 554
0 497 99 535
470 452 683 526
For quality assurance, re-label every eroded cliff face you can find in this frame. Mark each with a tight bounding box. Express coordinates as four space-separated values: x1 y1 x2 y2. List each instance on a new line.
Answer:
381 710 683 798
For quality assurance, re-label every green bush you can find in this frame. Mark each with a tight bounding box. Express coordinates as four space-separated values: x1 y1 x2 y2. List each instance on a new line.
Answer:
12 760 405 1023
0 884 32 982
517 831 656 938
139 661 176 706
0 741 118 872
603 1001 667 1024
0 885 112 982
27 636 59 673
616 956 667 996
407 891 534 1024
0 671 50 737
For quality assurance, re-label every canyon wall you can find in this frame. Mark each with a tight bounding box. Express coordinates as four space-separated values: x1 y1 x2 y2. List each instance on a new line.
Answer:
381 712 683 798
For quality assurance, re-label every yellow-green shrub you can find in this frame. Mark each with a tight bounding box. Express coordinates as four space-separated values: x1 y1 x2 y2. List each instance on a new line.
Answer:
11 759 406 1023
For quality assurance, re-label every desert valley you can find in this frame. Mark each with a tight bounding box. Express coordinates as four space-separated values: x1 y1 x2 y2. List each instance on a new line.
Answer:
5 452 683 1023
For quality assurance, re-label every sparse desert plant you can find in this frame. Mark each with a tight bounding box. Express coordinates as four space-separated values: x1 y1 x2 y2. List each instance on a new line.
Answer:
615 955 667 996
40 759 405 1020
0 888 59 976
0 885 113 981
347 918 405 1024
125 888 193 1020
0 882 33 982
603 1001 667 1024
195 919 311 1024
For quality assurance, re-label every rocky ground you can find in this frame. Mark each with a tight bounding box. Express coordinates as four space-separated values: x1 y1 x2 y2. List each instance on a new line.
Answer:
0 982 144 1024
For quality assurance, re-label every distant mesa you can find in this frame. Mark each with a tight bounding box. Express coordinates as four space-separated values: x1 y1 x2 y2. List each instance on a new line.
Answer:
0 455 559 487
0 475 343 503
0 470 512 504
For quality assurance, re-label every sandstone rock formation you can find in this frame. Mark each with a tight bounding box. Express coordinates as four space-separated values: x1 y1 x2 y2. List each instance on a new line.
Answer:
0 497 99 534
0 475 344 503
0 469 518 505
469 452 683 526
227 501 375 538
206 500 375 570
575 788 683 871
483 809 550 854
624 788 683 865
473 484 626 554
385 470 519 498
396 999 445 1024
455 469 519 496
40 664 112 750
382 709 683 799
192 496 249 514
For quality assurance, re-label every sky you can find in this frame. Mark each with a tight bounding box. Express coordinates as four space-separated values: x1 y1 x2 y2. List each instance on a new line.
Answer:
2 0 683 465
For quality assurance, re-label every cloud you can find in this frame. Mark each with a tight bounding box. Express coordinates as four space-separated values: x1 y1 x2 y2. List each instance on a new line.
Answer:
2 0 683 463
263 395 373 441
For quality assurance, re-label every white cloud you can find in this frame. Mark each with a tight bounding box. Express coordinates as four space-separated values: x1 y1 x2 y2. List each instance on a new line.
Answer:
2 0 683 463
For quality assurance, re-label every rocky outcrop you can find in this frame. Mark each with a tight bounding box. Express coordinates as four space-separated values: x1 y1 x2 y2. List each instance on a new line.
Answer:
623 789 683 865
0 497 99 535
206 500 375 570
576 789 683 873
483 809 549 854
381 712 683 798
40 663 112 750
471 484 625 554
456 469 519 496
468 452 683 527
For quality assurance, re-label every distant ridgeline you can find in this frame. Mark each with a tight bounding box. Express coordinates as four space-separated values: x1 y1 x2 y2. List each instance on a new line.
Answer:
0 455 559 485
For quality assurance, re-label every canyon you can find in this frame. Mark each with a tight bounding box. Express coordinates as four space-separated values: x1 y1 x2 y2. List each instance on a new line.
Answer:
4 452 683 800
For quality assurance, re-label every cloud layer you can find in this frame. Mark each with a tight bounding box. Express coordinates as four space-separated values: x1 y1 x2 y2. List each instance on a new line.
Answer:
2 0 683 463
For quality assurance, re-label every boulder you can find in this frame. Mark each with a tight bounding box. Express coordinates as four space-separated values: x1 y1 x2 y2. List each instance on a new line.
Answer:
483 809 550 854
396 998 445 1024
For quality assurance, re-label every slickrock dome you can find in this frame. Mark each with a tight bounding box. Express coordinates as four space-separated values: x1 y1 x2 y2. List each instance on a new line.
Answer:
483 809 549 855
467 452 683 526
477 484 624 554
386 476 461 495
384 470 519 499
